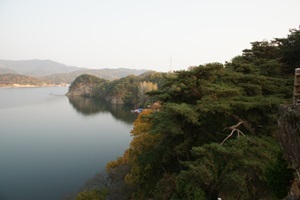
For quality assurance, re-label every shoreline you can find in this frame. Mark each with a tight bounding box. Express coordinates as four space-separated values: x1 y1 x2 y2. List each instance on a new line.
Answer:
0 84 69 88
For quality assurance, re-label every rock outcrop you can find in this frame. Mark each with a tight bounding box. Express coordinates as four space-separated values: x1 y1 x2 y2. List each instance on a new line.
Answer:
278 105 300 172
66 74 107 97
65 74 125 104
278 104 300 199
66 84 96 97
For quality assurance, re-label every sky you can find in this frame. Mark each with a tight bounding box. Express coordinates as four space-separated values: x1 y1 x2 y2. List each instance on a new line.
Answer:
0 0 299 72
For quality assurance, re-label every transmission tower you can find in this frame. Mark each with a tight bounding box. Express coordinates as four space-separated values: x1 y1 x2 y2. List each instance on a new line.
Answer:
169 56 173 73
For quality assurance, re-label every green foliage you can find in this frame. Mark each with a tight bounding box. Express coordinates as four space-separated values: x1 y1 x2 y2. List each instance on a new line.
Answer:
101 72 166 105
176 137 280 200
102 28 298 199
266 152 294 199
141 60 291 199
125 110 165 198
68 72 166 106
68 74 109 96
75 188 108 200
275 29 300 75
72 74 106 84
227 29 300 77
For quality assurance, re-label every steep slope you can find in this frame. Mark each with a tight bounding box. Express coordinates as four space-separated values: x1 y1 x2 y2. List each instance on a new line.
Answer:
278 104 300 198
66 74 108 97
278 105 300 171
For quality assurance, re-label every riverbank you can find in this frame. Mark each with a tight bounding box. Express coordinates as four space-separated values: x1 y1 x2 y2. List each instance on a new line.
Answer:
0 84 69 88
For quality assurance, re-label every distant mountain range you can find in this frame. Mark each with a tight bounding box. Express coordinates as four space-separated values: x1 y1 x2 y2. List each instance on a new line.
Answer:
0 59 149 87
0 59 80 76
42 68 150 84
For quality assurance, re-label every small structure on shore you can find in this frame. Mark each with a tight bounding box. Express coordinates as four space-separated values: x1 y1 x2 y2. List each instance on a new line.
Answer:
131 108 143 113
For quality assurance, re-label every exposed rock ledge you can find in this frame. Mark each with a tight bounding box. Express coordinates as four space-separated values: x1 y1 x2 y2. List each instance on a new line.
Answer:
278 105 300 172
278 104 300 199
65 74 125 104
66 84 125 104
65 84 96 97
66 74 105 97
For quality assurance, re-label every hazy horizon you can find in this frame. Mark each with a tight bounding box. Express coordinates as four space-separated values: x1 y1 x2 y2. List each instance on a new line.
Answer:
0 0 299 72
0 58 152 71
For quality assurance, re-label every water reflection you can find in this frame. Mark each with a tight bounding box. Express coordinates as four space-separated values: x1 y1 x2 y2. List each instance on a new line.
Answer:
67 96 137 124
0 88 133 200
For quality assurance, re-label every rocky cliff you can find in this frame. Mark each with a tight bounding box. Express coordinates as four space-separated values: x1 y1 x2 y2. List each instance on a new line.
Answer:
65 74 126 104
66 74 107 97
278 105 300 172
278 104 300 199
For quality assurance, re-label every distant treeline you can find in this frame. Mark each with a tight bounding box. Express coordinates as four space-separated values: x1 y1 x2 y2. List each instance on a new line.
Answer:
0 73 53 87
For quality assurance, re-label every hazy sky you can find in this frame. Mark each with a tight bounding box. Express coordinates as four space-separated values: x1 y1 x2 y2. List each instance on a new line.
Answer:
0 0 299 72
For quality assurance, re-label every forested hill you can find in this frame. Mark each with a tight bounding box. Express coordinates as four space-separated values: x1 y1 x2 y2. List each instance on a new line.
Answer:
66 71 166 106
0 73 53 87
74 28 300 199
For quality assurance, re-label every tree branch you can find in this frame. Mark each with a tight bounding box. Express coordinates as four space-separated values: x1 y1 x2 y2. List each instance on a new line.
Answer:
221 120 254 145
231 114 256 135
190 87 202 98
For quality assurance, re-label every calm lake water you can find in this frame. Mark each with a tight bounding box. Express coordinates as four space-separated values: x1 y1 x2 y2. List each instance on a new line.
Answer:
0 87 135 200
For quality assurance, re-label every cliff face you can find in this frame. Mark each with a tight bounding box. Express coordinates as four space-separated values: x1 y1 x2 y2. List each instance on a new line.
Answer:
66 74 107 97
66 83 98 97
278 104 300 198
278 105 300 172
65 74 126 104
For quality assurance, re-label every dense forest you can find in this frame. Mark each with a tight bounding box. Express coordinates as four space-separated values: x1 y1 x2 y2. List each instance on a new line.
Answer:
75 29 300 199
